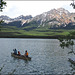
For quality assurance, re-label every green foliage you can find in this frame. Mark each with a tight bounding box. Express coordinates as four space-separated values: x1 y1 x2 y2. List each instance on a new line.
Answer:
0 65 4 71
0 20 4 24
70 0 75 9
0 20 4 31
74 17 75 20
70 31 75 35
58 33 75 54
60 42 65 49
0 0 6 31
0 0 6 11
58 37 64 42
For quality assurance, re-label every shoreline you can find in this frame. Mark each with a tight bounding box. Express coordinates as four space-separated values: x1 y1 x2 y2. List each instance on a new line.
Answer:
0 35 61 39
0 35 75 39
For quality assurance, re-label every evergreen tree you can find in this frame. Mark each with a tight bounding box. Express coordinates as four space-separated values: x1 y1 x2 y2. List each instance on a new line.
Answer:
70 0 75 9
0 0 6 12
0 0 6 31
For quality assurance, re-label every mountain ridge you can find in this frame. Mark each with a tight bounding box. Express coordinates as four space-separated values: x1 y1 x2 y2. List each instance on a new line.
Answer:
0 8 75 29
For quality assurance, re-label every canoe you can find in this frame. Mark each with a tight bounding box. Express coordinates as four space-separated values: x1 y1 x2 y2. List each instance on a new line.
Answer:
11 53 31 60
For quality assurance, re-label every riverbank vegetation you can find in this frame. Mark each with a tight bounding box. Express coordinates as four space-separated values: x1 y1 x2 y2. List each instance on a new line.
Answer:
0 26 75 38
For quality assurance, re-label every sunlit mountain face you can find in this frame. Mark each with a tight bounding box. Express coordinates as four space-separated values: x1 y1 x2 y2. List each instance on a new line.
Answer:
0 8 75 29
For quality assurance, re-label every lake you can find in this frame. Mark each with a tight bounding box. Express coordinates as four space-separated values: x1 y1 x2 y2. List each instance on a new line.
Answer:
0 38 75 74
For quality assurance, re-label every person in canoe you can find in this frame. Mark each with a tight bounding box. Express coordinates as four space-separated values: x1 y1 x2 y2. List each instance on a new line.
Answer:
13 48 17 55
24 50 28 57
18 51 21 56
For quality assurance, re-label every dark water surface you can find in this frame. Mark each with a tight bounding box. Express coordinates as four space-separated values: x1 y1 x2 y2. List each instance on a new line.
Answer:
0 38 75 74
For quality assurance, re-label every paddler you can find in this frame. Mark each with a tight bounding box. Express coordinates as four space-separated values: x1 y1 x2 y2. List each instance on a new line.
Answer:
24 50 28 57
18 51 21 56
13 48 17 55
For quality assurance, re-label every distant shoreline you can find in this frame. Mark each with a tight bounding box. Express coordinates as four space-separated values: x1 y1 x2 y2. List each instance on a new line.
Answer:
0 35 75 39
0 35 61 39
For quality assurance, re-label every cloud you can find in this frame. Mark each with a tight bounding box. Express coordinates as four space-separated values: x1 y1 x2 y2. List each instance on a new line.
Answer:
0 1 74 18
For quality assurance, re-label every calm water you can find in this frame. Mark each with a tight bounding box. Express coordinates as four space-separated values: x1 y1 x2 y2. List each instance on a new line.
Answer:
0 38 75 74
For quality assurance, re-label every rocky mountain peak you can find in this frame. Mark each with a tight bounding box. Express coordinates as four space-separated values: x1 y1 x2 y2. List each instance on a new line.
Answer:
57 8 70 15
0 8 75 29
14 15 32 20
0 15 11 20
28 8 75 28
57 8 67 11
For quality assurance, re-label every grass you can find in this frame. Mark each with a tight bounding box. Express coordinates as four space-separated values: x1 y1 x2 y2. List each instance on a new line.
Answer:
0 26 75 38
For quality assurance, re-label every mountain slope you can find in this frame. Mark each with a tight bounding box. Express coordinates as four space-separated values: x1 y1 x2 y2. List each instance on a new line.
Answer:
0 8 75 30
27 8 75 28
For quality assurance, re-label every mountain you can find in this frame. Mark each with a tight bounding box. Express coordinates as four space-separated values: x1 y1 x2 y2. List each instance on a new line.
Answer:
0 8 75 29
0 15 11 20
0 15 13 23
14 15 32 20
26 8 75 28
0 15 32 23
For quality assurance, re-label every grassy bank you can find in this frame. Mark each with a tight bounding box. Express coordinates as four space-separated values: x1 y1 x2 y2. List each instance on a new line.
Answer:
0 26 75 39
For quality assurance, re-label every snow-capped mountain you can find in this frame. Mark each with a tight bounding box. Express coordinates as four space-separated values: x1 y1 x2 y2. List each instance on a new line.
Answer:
0 8 75 29
0 15 32 23
29 8 75 28
14 15 32 20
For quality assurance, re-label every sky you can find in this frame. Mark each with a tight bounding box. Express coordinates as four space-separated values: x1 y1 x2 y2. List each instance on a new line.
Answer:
0 1 75 18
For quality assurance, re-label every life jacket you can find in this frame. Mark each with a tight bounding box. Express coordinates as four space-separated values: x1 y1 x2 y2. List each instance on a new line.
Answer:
25 52 28 57
26 52 28 56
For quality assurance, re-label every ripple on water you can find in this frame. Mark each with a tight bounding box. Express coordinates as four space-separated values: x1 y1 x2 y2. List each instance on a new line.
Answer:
0 39 75 74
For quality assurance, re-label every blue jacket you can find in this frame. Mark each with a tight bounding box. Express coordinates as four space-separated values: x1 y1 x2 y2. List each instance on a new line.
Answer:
13 49 17 55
